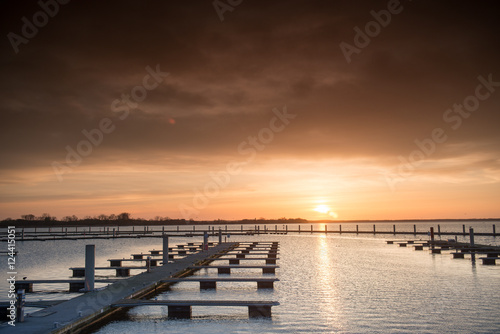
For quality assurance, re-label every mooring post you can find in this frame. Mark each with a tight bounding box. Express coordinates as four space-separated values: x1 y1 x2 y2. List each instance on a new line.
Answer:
311 225 313 233
147 256 151 273
163 234 169 265
470 227 475 263
325 225 327 233
356 225 359 234
241 225 243 232
22 228 24 241
203 231 209 251
84 244 95 291
16 289 25 322
339 225 342 234
430 227 435 242
275 225 277 233
373 224 376 234
493 224 496 236
393 225 396 234
298 225 301 233
219 228 222 244
113 228 116 238
193 225 196 232
463 224 466 236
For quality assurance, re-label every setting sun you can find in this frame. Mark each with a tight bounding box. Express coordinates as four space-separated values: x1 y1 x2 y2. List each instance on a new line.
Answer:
314 205 338 218
314 205 331 214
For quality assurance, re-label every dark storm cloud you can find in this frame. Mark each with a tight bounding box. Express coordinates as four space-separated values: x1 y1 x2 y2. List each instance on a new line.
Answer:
1 0 500 171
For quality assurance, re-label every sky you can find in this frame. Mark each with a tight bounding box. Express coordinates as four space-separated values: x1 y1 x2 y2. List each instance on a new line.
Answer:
1 0 499 221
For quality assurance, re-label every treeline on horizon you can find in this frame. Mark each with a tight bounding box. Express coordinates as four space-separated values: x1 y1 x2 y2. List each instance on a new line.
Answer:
0 212 498 228
0 212 308 228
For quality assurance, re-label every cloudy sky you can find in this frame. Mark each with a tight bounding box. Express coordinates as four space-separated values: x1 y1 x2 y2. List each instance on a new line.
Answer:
1 0 499 221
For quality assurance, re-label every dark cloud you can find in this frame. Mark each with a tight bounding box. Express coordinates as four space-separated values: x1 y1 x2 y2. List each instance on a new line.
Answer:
1 0 500 219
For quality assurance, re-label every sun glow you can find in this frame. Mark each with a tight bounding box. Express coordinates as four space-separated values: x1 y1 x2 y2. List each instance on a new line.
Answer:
314 204 338 218
314 205 331 214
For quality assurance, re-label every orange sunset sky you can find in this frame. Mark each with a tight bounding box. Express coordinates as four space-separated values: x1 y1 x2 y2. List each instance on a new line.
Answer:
1 1 499 221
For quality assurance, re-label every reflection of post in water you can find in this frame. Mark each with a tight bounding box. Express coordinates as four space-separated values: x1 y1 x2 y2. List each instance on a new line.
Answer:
470 227 475 264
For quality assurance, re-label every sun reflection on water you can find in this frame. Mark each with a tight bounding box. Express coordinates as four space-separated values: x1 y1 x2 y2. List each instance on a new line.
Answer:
314 235 342 330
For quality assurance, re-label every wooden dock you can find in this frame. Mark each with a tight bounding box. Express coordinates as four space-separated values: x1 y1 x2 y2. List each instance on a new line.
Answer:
2 243 239 334
2 241 281 333
386 239 500 265
161 277 279 289
110 299 279 318
190 265 279 274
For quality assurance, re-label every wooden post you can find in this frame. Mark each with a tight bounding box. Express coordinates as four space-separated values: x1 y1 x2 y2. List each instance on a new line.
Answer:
430 227 434 242
373 224 376 234
203 232 208 251
219 228 222 243
339 225 342 234
413 224 416 235
470 227 475 263
298 225 301 233
462 224 466 236
311 225 313 233
163 235 169 265
84 244 95 291
393 225 396 234
493 224 496 235
325 225 327 233
147 256 151 273
438 225 441 236
356 225 359 234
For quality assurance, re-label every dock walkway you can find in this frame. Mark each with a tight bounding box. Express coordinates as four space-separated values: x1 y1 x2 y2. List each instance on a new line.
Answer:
0 243 237 334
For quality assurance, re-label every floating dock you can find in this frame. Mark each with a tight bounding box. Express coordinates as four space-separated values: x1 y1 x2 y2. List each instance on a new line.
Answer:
1 243 239 334
1 240 281 333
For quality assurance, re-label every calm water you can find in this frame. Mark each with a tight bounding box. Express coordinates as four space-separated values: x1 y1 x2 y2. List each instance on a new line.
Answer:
1 222 500 333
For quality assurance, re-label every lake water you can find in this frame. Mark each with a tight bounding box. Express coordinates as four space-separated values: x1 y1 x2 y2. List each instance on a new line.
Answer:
1 222 500 333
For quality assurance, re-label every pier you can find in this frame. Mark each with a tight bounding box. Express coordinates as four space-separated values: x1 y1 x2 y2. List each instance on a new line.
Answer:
1 240 281 333
4 223 497 242
386 237 500 265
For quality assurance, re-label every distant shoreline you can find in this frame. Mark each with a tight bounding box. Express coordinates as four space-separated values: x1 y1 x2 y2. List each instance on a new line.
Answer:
1 217 499 229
